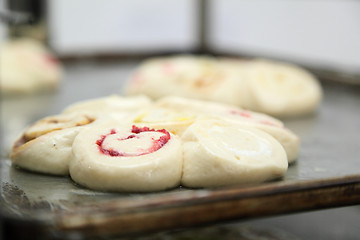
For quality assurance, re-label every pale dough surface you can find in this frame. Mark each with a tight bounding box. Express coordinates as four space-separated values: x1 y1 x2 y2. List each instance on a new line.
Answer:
125 55 242 106
24 113 94 140
131 106 201 136
11 112 96 175
154 96 299 163
11 95 299 191
62 95 152 116
11 127 82 175
243 59 323 117
124 55 322 117
181 120 288 188
70 125 183 192
0 38 62 95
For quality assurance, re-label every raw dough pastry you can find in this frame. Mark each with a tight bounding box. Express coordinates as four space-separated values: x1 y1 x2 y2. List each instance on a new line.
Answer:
155 96 299 163
70 125 183 192
181 120 288 188
11 113 95 175
0 38 62 95
124 55 322 117
24 113 94 140
241 59 323 117
125 55 242 106
132 106 200 135
214 108 299 163
62 94 152 115
11 95 299 191
155 96 284 127
11 127 83 175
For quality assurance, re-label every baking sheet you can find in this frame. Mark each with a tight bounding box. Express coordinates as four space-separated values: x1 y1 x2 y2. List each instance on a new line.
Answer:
1 60 360 238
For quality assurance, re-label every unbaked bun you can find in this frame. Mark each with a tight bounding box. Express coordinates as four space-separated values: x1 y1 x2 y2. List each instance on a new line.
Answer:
70 125 183 192
62 95 152 116
155 96 299 163
240 59 323 117
0 38 62 95
124 55 322 117
181 120 288 188
125 55 242 106
11 113 95 175
11 95 299 192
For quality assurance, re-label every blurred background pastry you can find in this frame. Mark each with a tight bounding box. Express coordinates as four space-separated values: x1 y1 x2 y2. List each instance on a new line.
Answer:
0 38 62 95
124 55 323 117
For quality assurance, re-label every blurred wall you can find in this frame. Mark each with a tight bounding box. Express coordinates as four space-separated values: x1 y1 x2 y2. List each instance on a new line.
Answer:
209 0 360 73
46 0 360 73
48 0 199 55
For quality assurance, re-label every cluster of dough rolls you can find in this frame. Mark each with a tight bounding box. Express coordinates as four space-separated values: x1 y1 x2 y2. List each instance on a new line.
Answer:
11 95 298 192
124 55 322 117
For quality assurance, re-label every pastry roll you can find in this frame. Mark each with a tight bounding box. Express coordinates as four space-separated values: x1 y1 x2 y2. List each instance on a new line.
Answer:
244 59 323 117
11 113 95 175
156 96 299 162
125 55 217 99
125 56 322 117
70 125 183 192
132 107 199 136
124 55 241 106
62 95 152 116
24 113 94 140
0 38 62 95
11 127 83 175
181 120 288 188
219 109 300 163
155 96 284 127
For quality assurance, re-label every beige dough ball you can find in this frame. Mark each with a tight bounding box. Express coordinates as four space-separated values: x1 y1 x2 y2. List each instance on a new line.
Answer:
124 55 242 106
70 125 183 192
131 106 201 136
62 94 152 116
181 120 288 188
11 127 83 175
155 96 299 162
243 59 323 117
11 112 95 175
0 38 62 95
125 55 322 117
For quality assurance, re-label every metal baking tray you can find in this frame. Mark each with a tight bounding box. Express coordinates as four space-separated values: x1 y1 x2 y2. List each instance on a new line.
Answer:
1 60 360 239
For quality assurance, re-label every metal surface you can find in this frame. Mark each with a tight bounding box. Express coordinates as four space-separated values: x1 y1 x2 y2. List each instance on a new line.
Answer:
1 60 360 238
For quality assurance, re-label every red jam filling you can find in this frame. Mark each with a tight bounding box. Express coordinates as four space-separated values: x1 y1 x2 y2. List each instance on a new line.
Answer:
229 110 252 118
259 120 277 127
229 110 282 128
131 72 145 85
162 62 174 74
96 126 171 157
44 55 59 65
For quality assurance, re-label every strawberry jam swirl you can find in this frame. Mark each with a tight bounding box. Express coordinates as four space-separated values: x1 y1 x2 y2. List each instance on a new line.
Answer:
229 110 252 118
229 110 280 127
96 125 171 157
